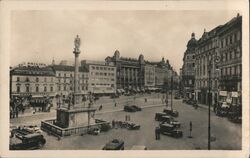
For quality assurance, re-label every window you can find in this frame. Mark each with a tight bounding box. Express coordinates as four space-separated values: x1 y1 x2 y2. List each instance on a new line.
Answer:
44 77 47 82
70 74 73 77
44 86 47 92
58 86 61 91
237 31 241 41
17 86 20 92
50 86 53 92
51 77 53 82
36 86 39 92
92 66 95 69
96 67 99 70
59 73 61 77
26 77 29 82
64 86 66 91
26 86 29 92
64 74 66 77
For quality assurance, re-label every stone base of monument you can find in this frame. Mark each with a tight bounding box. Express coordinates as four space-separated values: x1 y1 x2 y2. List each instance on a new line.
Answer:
41 107 111 137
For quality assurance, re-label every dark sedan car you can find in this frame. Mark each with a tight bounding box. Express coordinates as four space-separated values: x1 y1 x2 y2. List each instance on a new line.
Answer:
163 108 179 117
124 105 137 112
159 123 183 138
131 105 142 111
126 122 141 130
102 139 124 150
160 115 181 128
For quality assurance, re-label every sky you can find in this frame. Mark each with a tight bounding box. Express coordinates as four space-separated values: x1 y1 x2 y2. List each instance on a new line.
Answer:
10 10 239 73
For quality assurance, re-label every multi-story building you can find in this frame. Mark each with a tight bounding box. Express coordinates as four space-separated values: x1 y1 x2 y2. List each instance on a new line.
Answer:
50 64 89 96
194 14 242 106
194 26 221 105
144 64 155 88
217 14 242 105
81 60 116 95
181 33 197 99
151 58 170 90
10 63 56 98
105 50 160 92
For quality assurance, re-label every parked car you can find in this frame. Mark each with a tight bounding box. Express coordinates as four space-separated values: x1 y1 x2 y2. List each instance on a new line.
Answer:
10 133 46 150
159 123 183 138
87 127 101 135
131 105 142 111
160 115 181 128
163 109 179 117
124 105 137 112
215 102 230 116
24 125 43 134
102 139 125 150
95 119 111 131
155 112 168 121
126 122 140 130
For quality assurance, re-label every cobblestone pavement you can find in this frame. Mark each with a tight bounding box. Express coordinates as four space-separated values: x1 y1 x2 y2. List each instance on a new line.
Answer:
10 94 241 150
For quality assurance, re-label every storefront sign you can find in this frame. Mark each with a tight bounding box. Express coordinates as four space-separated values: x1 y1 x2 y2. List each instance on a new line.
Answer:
231 92 238 97
219 91 227 96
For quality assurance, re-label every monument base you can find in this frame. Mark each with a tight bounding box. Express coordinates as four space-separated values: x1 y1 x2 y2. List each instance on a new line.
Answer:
56 107 96 128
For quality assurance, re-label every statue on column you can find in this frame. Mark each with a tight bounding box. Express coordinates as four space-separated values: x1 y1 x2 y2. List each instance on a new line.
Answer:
74 35 81 52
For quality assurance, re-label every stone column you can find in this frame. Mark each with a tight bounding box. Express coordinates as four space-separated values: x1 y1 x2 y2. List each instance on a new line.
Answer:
73 35 81 106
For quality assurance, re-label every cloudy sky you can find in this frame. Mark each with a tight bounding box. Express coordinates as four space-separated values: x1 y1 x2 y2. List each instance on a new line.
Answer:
11 10 238 72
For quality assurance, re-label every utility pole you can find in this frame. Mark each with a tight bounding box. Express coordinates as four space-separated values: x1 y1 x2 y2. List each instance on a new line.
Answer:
208 61 211 150
171 75 173 111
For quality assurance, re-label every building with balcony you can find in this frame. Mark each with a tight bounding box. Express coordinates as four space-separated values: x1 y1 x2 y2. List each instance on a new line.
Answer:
194 14 242 106
217 14 242 105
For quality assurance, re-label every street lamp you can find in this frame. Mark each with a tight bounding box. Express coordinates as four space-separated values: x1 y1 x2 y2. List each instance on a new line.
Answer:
208 55 220 150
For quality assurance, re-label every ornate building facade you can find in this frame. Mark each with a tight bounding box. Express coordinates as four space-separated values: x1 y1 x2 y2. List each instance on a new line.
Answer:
194 26 221 105
217 14 242 105
181 33 197 99
194 14 242 106
10 63 56 98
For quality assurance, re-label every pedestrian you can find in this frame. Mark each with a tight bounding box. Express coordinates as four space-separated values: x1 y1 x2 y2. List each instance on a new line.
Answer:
155 127 160 140
112 120 115 128
99 105 103 111
188 121 193 138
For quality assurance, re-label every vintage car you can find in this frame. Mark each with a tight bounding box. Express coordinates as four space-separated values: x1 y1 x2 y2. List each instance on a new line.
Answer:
131 105 142 111
155 112 168 121
159 123 183 138
124 105 137 112
87 127 101 135
163 109 179 117
160 116 181 128
126 122 140 130
215 102 230 116
10 133 46 150
102 139 125 150
24 125 43 134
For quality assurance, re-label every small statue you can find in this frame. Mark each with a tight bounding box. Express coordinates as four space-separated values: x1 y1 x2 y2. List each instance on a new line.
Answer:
74 35 81 51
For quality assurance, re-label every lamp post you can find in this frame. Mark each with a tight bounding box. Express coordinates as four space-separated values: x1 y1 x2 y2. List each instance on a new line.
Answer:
208 55 220 150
